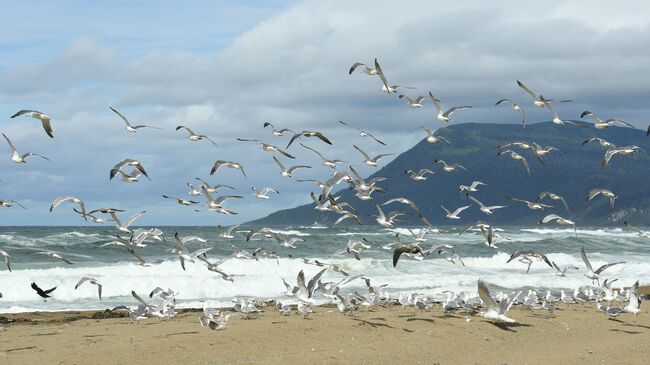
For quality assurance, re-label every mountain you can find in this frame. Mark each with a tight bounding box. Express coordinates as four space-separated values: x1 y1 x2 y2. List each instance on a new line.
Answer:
248 121 650 226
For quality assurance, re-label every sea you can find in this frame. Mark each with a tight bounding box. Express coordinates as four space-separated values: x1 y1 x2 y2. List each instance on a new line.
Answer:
0 225 647 313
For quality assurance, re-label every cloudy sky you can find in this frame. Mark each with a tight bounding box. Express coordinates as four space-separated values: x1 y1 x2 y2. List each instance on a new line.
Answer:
1 0 649 225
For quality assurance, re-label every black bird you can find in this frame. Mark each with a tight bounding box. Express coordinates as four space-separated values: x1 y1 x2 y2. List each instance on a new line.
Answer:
392 246 423 267
31 282 57 299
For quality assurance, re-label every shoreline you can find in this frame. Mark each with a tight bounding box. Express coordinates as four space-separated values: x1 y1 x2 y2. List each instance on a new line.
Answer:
0 303 648 364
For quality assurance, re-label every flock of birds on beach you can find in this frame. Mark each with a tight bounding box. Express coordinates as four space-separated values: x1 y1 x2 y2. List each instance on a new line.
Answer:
0 57 648 330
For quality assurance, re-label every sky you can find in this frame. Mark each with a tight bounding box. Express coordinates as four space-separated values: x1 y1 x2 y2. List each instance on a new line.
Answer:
1 0 650 226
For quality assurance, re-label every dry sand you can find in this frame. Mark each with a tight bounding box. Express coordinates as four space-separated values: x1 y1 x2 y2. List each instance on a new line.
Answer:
0 300 648 365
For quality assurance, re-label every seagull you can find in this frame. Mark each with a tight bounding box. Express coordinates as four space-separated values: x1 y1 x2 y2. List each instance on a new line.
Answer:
531 142 560 164
429 92 472 123
300 143 345 169
37 251 74 265
516 80 572 107
580 111 636 129
420 126 451 144
405 168 434 181
497 149 530 176
162 195 199 206
506 250 553 270
552 261 579 277
0 249 11 271
348 62 378 75
543 102 586 127
195 178 236 194
113 168 142 183
75 277 102 300
10 110 54 138
217 224 241 239
586 189 617 208
601 145 645 169
338 121 386 145
623 281 642 318
263 122 295 137
537 191 569 212
236 138 295 158
295 268 327 303
582 137 616 149
353 145 393 167
31 282 57 299
434 159 467 173
495 99 526 127
399 94 428 108
439 203 469 220
286 130 332 149
110 159 151 181
201 186 243 214
50 196 87 219
623 221 650 238
580 247 625 285
2 133 50 163
373 58 414 93
273 156 311 177
477 279 518 323
459 180 486 193
271 233 305 249
251 186 279 199
540 214 576 234
505 195 553 210
176 125 218 146
109 106 161 133
210 160 247 178
374 204 403 228
0 199 27 209
392 245 423 267
333 239 371 260
108 210 146 233
466 194 507 215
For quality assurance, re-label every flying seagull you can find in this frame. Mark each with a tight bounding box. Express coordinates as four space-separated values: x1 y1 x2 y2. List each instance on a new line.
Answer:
251 186 279 199
539 214 576 235
580 247 624 285
506 250 553 269
495 99 526 127
477 279 519 323
10 110 54 138
601 145 645 169
348 62 378 76
420 126 450 144
497 149 530 176
580 111 636 129
373 58 414 93
505 195 553 210
459 180 486 193
210 160 246 178
300 143 345 169
536 191 569 212
236 138 295 159
286 130 332 149
429 92 472 123
109 106 162 133
263 122 295 137
162 195 199 206
50 196 87 219
586 189 617 208
516 80 572 107
110 159 151 181
273 156 311 177
582 137 616 149
353 145 393 167
434 159 467 173
0 199 27 210
75 277 102 300
399 94 428 108
2 133 50 164
176 125 218 146
338 121 386 145
439 204 469 220
466 194 507 215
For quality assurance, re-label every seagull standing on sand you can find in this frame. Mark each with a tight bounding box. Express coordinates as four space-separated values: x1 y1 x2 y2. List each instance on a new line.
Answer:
2 133 50 163
10 110 54 138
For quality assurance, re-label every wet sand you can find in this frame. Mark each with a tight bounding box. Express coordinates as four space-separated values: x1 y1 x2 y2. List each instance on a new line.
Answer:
0 301 648 365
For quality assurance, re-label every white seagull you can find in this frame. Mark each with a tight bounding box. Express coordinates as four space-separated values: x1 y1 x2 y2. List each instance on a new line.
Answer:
2 133 50 164
10 110 54 138
429 92 472 123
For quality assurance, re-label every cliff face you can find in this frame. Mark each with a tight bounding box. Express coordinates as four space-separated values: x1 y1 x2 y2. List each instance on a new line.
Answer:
248 122 650 226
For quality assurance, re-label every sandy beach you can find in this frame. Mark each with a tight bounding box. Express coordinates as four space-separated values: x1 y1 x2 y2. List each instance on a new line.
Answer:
0 300 647 365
